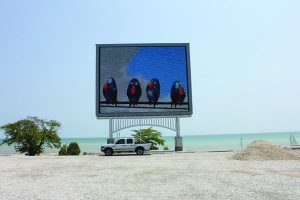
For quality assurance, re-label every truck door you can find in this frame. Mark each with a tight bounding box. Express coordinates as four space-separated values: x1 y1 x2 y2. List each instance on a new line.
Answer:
114 139 126 151
125 138 135 151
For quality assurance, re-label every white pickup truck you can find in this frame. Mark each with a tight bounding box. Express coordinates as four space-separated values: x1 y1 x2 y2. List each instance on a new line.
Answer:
101 138 151 156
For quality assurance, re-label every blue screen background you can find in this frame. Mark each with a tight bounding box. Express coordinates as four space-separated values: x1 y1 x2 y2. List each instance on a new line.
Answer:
127 47 188 99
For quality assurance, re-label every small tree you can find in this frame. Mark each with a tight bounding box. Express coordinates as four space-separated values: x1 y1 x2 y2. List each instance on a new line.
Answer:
67 142 81 155
0 117 61 156
132 127 165 150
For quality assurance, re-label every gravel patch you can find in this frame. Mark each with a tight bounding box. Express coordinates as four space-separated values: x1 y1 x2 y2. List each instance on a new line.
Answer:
0 152 300 200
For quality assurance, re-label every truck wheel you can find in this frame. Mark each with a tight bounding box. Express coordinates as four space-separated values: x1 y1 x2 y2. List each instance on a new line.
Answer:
136 148 144 155
104 148 113 156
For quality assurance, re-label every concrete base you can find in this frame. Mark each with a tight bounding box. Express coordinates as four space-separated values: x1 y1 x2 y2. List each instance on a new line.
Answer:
107 138 114 144
174 136 183 151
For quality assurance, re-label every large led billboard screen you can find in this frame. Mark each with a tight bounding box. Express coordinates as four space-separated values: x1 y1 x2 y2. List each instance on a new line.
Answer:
96 43 192 118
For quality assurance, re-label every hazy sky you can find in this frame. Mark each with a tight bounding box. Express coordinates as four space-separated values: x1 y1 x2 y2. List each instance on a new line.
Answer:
0 0 299 138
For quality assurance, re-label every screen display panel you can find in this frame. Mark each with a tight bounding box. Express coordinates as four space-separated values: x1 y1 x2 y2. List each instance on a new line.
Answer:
96 43 192 118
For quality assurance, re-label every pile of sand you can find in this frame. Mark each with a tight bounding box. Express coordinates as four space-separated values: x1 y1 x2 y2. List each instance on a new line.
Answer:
232 140 300 160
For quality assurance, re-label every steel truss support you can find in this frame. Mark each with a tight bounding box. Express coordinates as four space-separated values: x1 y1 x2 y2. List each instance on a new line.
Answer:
107 117 182 151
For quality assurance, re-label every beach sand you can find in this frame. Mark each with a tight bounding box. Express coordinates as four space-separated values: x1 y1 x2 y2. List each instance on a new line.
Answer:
0 152 300 200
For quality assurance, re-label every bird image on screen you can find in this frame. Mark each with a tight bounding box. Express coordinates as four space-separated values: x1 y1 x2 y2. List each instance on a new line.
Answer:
96 44 192 117
127 78 142 107
171 81 186 107
146 78 160 107
103 77 117 105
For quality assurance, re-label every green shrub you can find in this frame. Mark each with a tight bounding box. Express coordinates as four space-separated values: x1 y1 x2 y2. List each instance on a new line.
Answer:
132 127 165 150
58 144 67 156
67 142 81 155
163 146 169 150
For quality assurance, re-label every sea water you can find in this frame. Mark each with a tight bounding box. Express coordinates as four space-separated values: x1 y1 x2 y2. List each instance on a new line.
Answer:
1 132 299 154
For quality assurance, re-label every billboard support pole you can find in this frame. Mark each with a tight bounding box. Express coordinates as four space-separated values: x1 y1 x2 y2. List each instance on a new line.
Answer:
175 117 183 151
107 119 114 144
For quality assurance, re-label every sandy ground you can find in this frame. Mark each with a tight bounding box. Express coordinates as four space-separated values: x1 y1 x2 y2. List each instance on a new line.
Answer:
0 152 300 200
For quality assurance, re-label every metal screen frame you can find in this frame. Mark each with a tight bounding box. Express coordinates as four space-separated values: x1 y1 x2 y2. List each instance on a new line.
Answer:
96 43 193 119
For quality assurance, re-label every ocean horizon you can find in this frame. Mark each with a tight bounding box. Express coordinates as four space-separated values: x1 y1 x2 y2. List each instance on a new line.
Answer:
1 131 299 154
